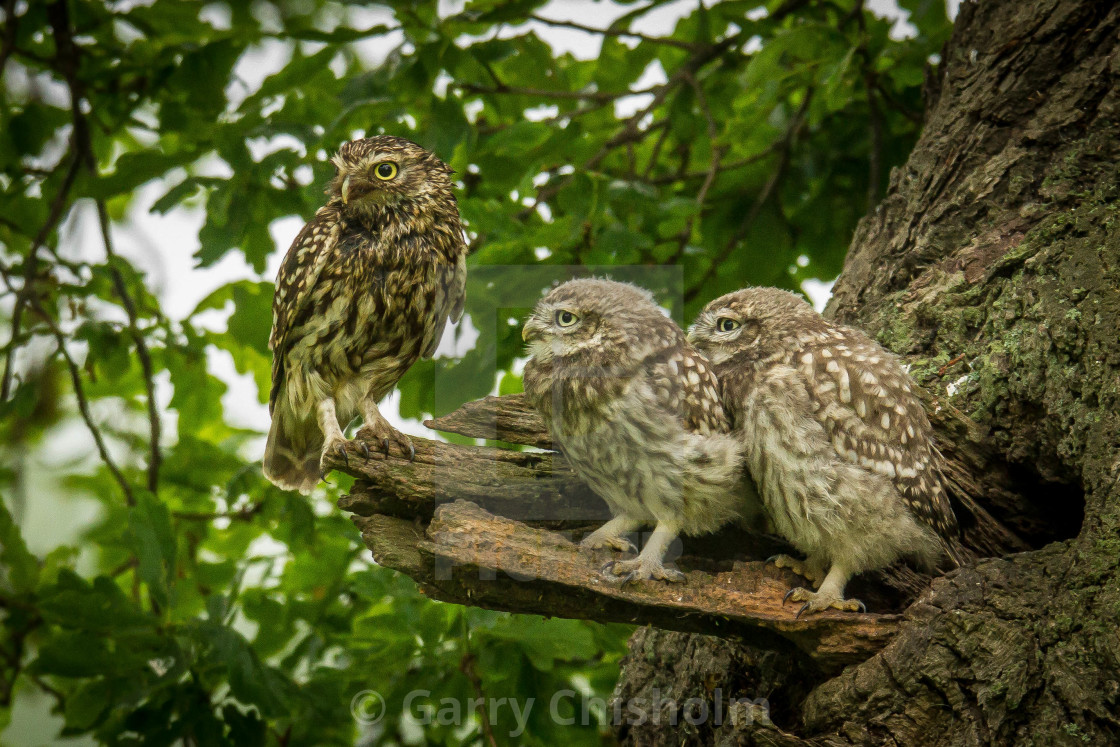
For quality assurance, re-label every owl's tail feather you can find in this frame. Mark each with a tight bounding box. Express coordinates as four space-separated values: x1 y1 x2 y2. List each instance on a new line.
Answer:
263 409 323 495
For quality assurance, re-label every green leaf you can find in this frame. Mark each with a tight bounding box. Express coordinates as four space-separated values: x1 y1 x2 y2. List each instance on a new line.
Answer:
37 571 153 632
129 492 177 609
64 679 113 731
199 622 296 717
0 499 39 593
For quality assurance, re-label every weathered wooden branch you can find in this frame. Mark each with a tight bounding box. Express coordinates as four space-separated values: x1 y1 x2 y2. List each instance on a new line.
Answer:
328 391 1033 670
352 500 901 670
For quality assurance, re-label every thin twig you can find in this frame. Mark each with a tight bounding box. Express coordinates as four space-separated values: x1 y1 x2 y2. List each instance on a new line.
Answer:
0 156 82 401
518 32 745 220
0 0 18 81
32 299 135 505
641 122 671 179
459 82 659 101
855 3 883 208
173 504 264 522
95 199 162 494
460 652 499 747
937 353 967 377
873 79 922 125
528 14 698 50
642 146 782 185
670 71 724 261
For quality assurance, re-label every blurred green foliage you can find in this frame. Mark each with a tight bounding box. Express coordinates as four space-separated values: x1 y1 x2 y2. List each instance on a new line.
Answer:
0 0 950 743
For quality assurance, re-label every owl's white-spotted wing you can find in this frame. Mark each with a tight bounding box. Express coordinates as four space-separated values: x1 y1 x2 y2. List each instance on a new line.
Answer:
797 334 960 548
268 203 343 413
649 345 729 436
422 250 466 359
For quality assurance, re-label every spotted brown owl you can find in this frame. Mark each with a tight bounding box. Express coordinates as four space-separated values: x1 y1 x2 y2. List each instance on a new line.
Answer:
688 287 962 614
522 279 761 583
263 136 467 494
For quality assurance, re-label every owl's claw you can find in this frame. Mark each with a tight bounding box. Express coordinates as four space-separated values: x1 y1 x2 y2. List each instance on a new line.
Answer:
581 534 638 554
319 436 350 477
600 557 686 585
768 554 824 584
357 441 370 460
358 421 415 461
783 587 866 616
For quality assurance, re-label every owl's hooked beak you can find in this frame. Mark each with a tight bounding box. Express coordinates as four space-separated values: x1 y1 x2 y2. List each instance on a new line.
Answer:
522 318 544 343
341 175 351 204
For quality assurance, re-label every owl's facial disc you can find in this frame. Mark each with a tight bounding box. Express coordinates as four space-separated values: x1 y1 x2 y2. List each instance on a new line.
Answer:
688 307 745 365
330 147 415 206
523 305 603 363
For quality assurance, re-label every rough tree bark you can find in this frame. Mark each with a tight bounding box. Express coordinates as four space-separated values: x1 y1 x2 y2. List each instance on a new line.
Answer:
331 0 1120 743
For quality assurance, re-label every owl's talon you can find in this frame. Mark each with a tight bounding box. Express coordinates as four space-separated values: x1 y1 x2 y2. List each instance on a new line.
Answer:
784 586 865 615
601 557 686 584
582 534 638 554
769 554 823 584
319 436 349 477
381 438 391 455
357 441 370 460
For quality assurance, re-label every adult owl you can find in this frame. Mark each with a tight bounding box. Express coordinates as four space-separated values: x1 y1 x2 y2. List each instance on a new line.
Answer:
688 287 962 615
522 279 758 583
263 136 467 494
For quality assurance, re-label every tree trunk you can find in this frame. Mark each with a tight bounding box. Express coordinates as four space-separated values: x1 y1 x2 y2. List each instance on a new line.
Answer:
609 0 1120 743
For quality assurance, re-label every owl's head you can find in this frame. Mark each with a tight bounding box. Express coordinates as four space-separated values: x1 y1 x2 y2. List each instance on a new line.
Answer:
522 278 675 365
327 135 453 210
688 287 822 365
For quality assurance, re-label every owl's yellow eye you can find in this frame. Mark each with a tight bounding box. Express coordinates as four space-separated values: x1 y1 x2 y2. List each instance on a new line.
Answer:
716 317 741 333
555 310 580 328
374 162 398 180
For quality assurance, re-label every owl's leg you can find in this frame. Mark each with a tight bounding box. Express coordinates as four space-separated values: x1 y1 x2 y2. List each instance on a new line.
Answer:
581 516 640 554
357 397 415 461
317 397 349 475
601 521 686 584
782 563 866 617
767 554 826 585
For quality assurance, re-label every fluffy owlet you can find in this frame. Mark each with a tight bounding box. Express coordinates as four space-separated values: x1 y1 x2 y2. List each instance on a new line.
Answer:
688 287 962 615
522 279 759 583
263 136 467 494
